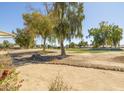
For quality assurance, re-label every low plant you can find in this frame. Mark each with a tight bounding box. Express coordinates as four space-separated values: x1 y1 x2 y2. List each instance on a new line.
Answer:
0 54 23 91
48 73 72 91
3 40 10 49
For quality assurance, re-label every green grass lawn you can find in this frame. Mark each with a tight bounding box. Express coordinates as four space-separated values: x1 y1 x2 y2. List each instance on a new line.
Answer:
66 48 123 53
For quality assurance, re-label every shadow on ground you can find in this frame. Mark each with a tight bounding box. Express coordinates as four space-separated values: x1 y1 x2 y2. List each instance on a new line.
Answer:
11 51 57 57
12 54 70 67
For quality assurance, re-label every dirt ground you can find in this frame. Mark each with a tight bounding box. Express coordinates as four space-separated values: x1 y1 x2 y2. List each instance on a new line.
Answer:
17 64 124 91
14 50 124 91
66 51 124 63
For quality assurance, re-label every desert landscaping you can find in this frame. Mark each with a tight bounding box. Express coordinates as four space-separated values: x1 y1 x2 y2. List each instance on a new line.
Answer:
1 2 124 91
17 64 124 91
3 49 124 90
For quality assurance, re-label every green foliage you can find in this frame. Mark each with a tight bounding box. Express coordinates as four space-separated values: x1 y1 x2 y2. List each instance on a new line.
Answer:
52 2 85 55
23 12 53 37
110 25 123 47
3 40 10 49
88 21 123 48
13 28 35 48
0 69 23 91
20 3 85 55
48 73 72 91
23 11 53 52
78 40 88 48
69 42 77 48
0 54 23 91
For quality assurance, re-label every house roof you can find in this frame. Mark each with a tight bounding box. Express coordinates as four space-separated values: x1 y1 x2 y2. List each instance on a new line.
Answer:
0 31 14 37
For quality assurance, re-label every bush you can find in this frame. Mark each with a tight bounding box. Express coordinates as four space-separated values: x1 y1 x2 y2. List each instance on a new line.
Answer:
69 42 76 48
78 41 88 48
13 28 35 49
3 40 10 49
48 73 72 91
0 54 23 91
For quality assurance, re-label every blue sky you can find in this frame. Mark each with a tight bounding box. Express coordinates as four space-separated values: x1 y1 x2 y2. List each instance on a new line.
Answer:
0 2 124 45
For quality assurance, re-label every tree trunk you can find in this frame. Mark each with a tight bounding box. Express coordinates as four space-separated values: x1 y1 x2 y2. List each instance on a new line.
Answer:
60 39 66 56
114 42 117 48
118 43 120 48
43 37 46 53
110 44 112 48
102 44 104 48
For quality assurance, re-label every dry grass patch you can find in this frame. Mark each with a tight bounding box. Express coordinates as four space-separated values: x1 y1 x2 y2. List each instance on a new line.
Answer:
0 54 23 91
48 73 72 91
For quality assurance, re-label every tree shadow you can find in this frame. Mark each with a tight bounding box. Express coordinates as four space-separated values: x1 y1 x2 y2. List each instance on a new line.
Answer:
12 54 70 67
11 51 56 57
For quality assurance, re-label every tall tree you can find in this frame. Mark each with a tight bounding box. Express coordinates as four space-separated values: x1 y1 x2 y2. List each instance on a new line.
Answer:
88 28 103 48
23 12 53 52
99 21 109 47
53 2 85 56
88 21 123 48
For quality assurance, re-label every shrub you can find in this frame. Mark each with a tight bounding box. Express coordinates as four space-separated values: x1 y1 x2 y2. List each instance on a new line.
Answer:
13 28 35 49
48 73 72 91
69 42 76 48
0 54 12 69
0 54 23 91
3 40 10 49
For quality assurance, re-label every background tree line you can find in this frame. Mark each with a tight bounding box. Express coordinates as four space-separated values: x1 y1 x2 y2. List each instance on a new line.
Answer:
12 3 123 56
88 21 123 48
67 40 88 48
